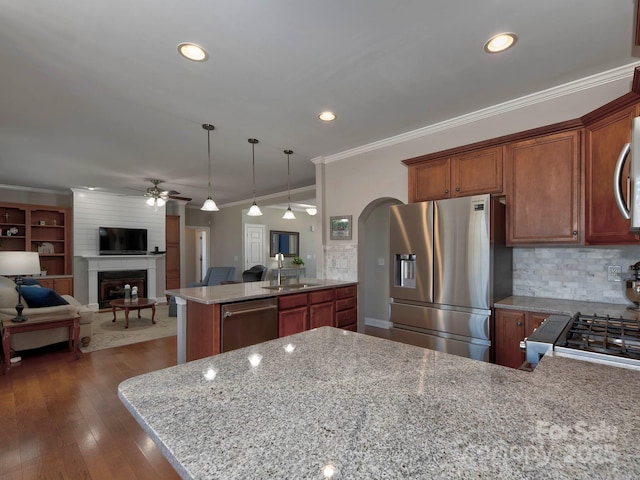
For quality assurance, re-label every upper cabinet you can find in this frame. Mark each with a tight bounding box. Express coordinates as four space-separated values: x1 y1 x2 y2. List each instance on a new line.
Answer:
408 145 504 202
0 202 72 275
505 130 581 245
584 104 640 244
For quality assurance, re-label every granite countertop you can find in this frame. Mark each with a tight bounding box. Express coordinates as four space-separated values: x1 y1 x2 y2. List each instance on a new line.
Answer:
166 278 356 305
495 295 640 319
118 327 640 479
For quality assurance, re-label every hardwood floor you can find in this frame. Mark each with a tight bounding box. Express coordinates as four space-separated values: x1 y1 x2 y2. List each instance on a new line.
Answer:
0 337 181 480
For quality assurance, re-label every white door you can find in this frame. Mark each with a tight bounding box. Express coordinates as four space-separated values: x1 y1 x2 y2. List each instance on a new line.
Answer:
244 224 265 269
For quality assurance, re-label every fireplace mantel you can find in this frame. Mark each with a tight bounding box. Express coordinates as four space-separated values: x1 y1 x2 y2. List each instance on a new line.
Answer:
83 255 164 310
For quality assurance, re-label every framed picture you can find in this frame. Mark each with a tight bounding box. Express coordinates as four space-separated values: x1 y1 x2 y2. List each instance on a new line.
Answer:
330 215 352 240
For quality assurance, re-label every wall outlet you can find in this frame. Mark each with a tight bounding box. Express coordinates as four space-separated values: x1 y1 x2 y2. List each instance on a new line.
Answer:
378 258 385 266
607 265 622 282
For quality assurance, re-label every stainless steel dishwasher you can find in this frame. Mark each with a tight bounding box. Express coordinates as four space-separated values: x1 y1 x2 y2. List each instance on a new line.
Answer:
221 298 278 353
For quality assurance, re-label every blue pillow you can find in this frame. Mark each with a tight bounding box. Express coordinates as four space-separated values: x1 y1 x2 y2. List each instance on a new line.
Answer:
21 278 43 286
18 285 69 308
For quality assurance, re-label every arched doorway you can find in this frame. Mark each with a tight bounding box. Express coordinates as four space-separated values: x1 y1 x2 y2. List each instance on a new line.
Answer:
357 197 404 334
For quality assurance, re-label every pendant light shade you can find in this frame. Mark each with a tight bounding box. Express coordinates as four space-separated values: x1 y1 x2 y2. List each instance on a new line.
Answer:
201 123 219 212
282 149 295 220
247 138 262 216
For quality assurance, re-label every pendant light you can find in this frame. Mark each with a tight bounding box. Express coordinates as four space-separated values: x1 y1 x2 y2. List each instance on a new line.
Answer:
200 123 219 211
282 149 295 219
247 138 263 216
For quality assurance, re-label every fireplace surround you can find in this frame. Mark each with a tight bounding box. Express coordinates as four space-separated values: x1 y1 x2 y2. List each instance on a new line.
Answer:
84 255 161 310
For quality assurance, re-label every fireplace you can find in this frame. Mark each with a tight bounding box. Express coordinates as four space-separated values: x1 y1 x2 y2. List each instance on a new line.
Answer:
98 270 147 309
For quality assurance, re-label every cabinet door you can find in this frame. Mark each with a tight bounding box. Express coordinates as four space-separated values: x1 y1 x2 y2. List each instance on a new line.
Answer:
452 146 504 197
585 105 640 244
525 311 548 336
409 157 451 202
494 309 525 369
506 130 581 244
309 301 334 329
165 215 180 289
278 306 308 337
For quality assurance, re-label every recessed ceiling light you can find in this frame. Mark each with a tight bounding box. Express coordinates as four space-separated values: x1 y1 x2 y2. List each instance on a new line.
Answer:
483 33 517 53
177 42 209 62
318 111 336 122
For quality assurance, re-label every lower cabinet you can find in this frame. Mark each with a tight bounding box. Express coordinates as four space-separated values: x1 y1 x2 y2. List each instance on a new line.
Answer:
278 285 358 337
335 285 357 330
278 293 308 337
38 276 74 296
494 308 548 369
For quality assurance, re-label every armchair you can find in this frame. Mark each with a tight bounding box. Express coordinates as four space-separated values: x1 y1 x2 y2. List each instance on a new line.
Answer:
242 265 268 282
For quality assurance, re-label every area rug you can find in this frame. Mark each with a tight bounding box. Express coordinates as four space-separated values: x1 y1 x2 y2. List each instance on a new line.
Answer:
80 304 176 353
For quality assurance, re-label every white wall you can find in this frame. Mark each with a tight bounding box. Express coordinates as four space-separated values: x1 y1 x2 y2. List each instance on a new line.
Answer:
72 190 166 256
71 189 166 304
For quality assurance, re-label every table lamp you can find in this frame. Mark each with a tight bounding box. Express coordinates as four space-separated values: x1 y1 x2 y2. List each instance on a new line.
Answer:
0 252 42 322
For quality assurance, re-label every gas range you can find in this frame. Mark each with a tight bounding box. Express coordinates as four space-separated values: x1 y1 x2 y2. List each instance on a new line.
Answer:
521 311 640 370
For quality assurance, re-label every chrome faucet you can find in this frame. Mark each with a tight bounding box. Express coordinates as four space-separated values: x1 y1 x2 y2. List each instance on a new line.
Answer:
276 253 284 285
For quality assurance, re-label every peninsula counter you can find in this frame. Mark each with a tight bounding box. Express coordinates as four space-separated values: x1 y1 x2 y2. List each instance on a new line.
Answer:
166 279 357 363
119 327 640 479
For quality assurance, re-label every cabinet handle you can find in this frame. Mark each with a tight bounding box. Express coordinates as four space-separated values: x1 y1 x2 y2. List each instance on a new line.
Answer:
456 187 460 192
516 321 523 327
572 231 577 236
444 189 449 194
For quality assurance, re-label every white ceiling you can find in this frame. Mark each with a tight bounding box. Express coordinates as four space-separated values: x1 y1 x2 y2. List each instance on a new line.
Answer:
1 0 639 208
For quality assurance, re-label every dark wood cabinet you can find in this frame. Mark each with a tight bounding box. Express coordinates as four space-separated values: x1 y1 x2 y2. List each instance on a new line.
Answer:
408 146 504 202
38 276 74 296
165 215 181 290
278 293 309 337
0 202 72 276
309 289 335 329
335 285 357 330
506 130 581 245
584 104 640 244
495 308 549 369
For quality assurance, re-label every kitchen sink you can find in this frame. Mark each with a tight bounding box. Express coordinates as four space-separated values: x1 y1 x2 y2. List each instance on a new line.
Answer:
262 283 319 291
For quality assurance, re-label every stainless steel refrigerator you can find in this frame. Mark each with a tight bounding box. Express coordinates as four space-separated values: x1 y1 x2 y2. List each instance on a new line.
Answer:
389 194 512 362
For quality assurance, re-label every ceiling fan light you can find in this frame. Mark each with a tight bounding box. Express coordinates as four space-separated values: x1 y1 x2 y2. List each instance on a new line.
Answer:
247 202 263 216
306 207 317 216
146 197 156 206
156 197 166 207
201 197 219 211
283 207 296 220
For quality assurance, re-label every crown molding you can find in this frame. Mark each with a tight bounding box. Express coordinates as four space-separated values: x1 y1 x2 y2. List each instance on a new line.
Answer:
0 183 71 195
311 62 640 166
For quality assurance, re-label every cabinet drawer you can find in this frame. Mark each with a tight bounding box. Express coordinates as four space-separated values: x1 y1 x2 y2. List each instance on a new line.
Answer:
278 293 308 310
336 285 356 299
309 289 335 304
336 297 356 311
336 308 356 327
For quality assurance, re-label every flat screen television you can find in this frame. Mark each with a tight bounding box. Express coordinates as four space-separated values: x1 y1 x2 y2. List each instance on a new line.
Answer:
99 227 148 255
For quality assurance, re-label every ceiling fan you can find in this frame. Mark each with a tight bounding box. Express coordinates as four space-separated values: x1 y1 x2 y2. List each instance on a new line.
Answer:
141 179 180 209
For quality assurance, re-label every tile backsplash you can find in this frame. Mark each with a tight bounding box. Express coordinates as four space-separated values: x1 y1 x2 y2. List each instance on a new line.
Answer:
513 246 640 304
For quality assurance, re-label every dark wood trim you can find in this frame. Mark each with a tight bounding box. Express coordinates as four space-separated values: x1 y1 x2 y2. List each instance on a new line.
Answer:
636 0 640 45
580 91 640 125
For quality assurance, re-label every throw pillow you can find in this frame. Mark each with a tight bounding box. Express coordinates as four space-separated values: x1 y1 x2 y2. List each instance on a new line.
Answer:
18 285 69 308
21 278 43 287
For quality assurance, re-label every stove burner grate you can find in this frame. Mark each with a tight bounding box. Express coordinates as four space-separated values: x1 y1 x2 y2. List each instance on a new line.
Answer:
563 313 640 359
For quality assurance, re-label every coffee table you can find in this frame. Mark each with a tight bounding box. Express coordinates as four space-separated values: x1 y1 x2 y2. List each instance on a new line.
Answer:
110 298 156 329
2 314 80 373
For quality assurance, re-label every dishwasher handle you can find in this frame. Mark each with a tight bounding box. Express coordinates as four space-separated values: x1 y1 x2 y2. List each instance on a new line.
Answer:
223 304 277 318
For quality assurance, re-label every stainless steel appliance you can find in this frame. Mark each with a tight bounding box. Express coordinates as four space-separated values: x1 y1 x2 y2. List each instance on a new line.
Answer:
614 116 640 231
521 312 640 370
221 298 278 353
389 194 512 362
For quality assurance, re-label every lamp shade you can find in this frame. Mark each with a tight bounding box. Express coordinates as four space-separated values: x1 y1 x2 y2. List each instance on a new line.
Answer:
201 197 219 211
283 207 296 220
247 202 263 216
0 252 41 276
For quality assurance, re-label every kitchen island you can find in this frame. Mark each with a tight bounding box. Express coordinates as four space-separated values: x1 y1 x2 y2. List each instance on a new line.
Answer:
166 278 357 363
119 327 640 479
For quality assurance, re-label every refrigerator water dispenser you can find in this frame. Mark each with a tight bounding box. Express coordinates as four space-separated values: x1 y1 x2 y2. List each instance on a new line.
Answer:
394 254 416 288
